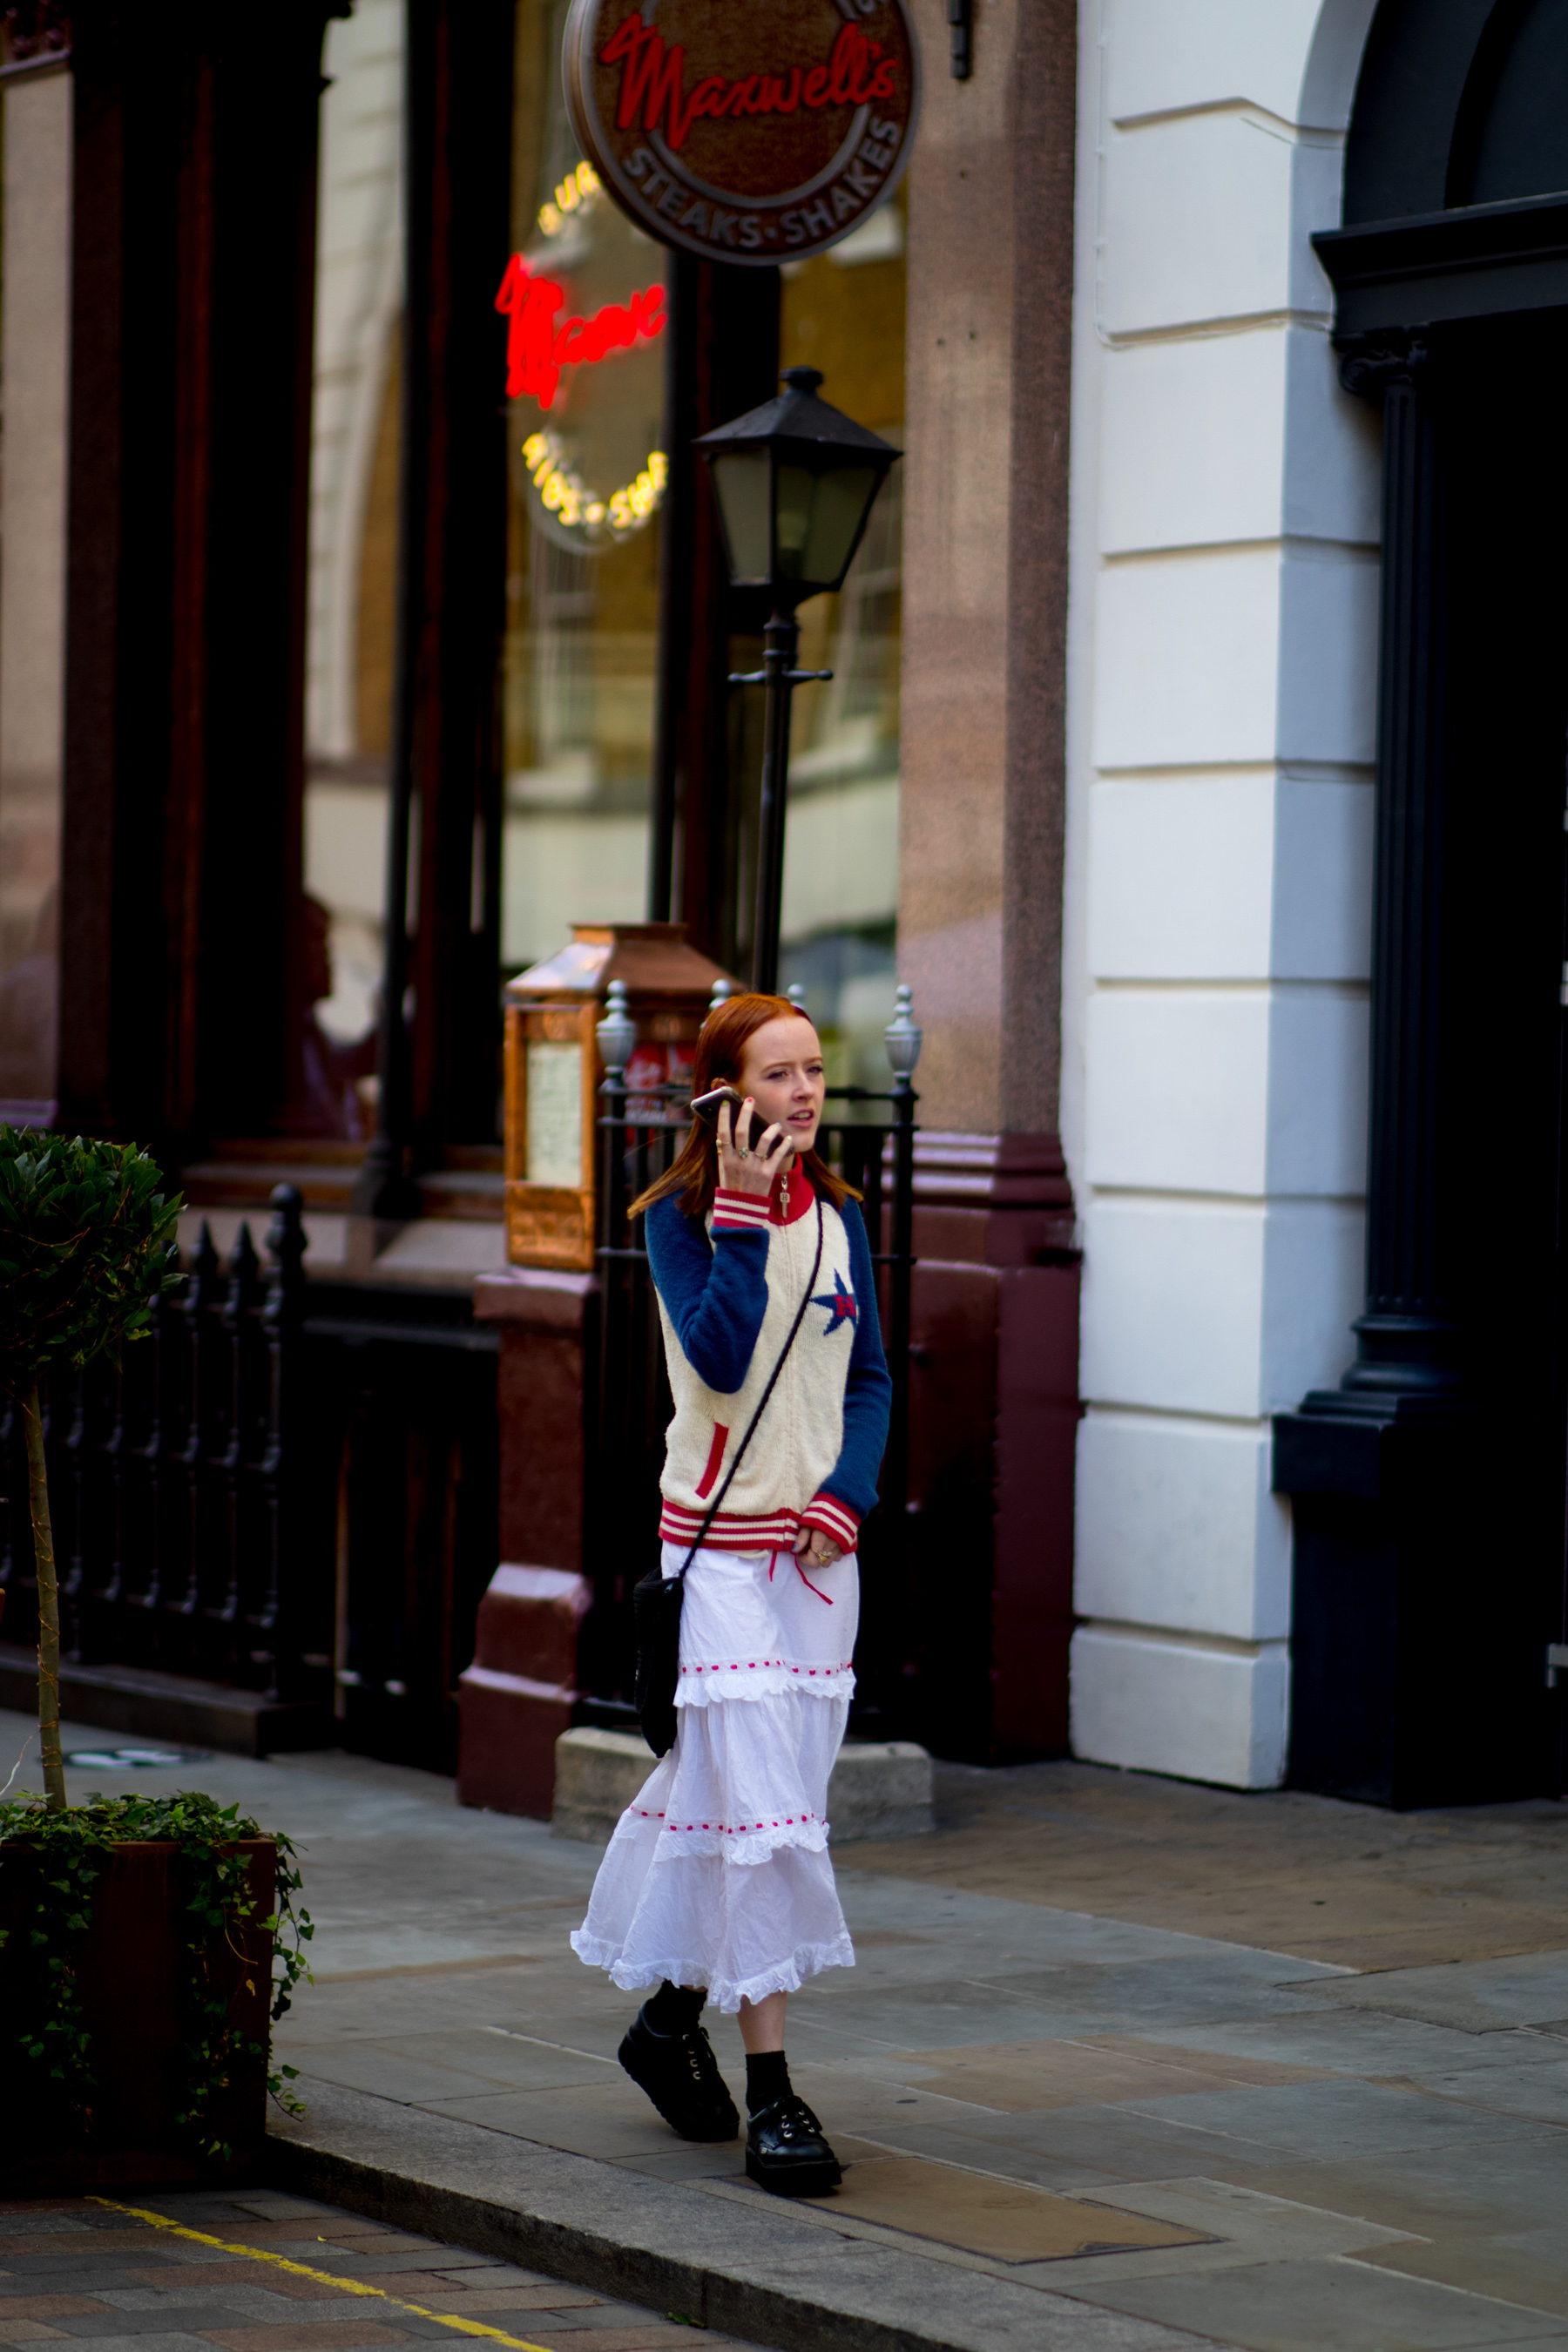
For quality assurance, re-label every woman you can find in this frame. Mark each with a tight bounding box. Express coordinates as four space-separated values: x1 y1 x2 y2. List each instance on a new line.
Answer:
571 991 891 2197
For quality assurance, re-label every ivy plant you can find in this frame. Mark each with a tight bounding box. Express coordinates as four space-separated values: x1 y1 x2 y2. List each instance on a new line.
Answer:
0 1129 184 1808
0 1790 313 2157
0 1138 312 2158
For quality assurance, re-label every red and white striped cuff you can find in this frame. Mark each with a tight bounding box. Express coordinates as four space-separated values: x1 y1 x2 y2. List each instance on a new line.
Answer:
712 1187 772 1233
799 1491 859 1551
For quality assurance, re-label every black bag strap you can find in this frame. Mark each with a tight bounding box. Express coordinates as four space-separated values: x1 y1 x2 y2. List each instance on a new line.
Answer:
672 1195 826 1582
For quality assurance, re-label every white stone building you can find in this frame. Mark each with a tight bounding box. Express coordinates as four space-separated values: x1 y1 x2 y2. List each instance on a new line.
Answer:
1063 1 1387 1788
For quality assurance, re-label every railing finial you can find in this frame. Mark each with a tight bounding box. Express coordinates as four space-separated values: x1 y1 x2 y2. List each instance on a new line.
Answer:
885 983 923 1078
597 978 637 1077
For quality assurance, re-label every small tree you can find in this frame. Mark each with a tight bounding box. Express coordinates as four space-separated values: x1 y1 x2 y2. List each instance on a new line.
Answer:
0 1132 184 1811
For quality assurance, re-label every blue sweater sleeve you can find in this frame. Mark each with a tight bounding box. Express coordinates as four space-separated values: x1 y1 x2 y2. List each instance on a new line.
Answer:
819 1199 893 1523
644 1196 768 1396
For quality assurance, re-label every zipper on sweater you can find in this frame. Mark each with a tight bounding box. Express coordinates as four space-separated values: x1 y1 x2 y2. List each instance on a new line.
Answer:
786 1208 806 1472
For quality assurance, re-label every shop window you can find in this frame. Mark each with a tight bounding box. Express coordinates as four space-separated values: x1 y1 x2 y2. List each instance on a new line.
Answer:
301 0 405 1133
777 196 905 1086
0 51 71 1125
501 0 666 977
297 0 902 1108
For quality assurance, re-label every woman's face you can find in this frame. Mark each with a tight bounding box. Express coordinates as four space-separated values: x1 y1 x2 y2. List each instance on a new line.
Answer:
735 1016 826 1159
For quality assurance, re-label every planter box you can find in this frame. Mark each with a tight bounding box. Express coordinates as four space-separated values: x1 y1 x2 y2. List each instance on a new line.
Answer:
0 1837 274 2191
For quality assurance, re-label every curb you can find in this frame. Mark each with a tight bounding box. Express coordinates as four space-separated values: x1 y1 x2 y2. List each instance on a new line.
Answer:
0 1639 325 1757
264 2079 1225 2352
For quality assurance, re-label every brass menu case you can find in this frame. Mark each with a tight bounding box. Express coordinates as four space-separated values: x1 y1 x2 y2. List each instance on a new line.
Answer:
504 923 735 1271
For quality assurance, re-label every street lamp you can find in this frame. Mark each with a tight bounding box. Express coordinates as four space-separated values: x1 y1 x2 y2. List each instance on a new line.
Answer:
696 367 900 994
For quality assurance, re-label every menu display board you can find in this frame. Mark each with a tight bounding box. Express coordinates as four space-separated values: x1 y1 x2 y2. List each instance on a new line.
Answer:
503 923 731 1272
563 0 920 267
504 1003 599 1270
524 1042 586 1188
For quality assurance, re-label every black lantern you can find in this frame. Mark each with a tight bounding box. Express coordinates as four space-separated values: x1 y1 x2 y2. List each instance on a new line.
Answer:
697 368 901 992
699 365 899 603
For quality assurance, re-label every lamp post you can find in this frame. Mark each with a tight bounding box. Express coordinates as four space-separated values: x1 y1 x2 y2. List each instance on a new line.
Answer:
696 367 899 995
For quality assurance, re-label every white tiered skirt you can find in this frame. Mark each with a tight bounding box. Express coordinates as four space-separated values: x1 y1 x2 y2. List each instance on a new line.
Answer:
571 1541 858 2012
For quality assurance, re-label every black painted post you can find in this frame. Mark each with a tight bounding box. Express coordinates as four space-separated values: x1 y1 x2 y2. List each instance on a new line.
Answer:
127 1245 175 1635
885 1071 916 1525
1339 344 1460 1414
589 1046 632 1701
215 1224 260 1672
58 1367 88 1660
1274 338 1473 1803
751 611 799 997
170 1222 218 1651
256 1184 306 1697
96 1350 127 1650
1280 342 1457 1460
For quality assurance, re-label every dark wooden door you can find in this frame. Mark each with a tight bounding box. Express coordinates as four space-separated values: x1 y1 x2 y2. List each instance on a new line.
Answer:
1439 306 1568 1798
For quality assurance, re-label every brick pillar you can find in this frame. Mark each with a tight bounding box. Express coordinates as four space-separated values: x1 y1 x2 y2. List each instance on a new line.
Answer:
457 1267 595 1818
904 1135 1078 1761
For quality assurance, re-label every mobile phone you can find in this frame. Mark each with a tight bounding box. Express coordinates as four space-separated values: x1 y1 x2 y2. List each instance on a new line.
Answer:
690 1085 744 1119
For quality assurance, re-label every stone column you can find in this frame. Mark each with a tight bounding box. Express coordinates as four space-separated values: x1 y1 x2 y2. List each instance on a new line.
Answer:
899 0 1075 1136
895 0 1080 1760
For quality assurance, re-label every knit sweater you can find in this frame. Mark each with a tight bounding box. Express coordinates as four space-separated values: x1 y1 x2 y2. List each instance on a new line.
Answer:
645 1171 892 1553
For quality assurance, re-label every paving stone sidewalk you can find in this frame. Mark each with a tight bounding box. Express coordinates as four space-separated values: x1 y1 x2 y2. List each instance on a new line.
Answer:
6 1707 1568 2351
0 2185 770 2350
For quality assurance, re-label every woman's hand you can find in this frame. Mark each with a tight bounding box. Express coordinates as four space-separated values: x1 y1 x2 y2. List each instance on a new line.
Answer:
717 1095 794 1200
794 1524 842 1571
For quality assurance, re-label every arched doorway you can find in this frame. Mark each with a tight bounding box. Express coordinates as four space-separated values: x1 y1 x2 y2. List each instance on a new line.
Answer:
1276 0 1568 1804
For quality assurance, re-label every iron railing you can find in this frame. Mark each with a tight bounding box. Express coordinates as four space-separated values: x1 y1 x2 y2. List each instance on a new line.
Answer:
0 1187 497 1770
0 1188 320 1695
579 1059 917 1734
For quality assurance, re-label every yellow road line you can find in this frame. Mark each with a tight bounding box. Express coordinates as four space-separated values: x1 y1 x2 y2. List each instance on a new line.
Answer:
88 2198 557 2350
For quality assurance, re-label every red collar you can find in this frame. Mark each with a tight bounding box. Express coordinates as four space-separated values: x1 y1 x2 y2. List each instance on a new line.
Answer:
770 1166 815 1226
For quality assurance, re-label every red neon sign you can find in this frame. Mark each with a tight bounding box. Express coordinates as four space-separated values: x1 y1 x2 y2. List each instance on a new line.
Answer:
494 256 666 410
599 13 897 152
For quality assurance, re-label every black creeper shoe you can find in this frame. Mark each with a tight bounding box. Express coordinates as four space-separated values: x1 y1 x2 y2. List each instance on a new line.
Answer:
745 2093 843 2196
619 2004 740 2141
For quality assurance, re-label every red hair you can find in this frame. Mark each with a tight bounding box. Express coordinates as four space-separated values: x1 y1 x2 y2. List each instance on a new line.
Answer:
629 991 857 1220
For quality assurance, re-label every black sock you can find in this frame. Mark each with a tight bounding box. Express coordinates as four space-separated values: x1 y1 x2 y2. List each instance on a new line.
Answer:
645 1979 706 2036
746 2050 791 2113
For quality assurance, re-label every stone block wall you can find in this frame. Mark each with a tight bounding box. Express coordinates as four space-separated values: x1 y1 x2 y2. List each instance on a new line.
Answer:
1061 0 1382 1788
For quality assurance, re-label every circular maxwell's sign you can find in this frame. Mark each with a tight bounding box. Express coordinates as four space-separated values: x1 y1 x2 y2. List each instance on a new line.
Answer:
564 0 920 267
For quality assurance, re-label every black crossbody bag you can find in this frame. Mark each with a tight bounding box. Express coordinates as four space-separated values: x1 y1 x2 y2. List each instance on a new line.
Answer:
633 1196 825 1757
